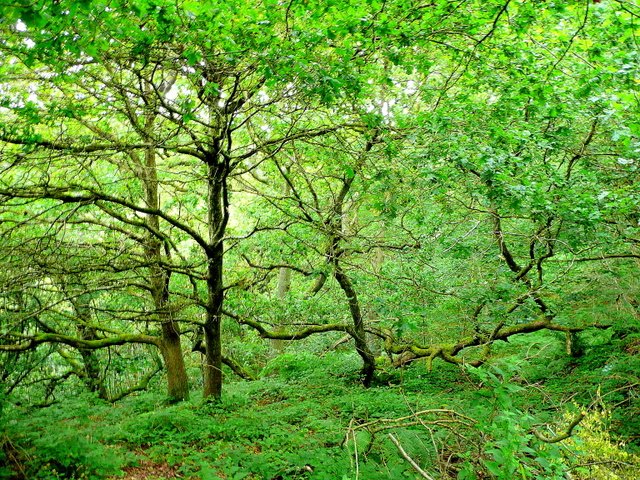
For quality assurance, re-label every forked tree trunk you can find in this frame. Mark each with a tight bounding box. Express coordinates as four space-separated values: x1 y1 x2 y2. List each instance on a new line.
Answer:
72 295 109 400
77 327 109 400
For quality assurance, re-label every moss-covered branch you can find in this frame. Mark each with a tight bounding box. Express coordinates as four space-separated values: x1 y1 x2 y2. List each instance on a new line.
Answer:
224 310 352 340
191 336 257 381
534 411 586 443
0 332 160 352
384 316 608 369
221 355 257 381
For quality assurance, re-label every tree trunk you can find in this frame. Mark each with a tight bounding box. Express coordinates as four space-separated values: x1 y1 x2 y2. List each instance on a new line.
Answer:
77 328 109 400
270 266 291 355
270 175 291 354
326 137 377 386
202 155 228 400
334 267 376 386
203 246 224 399
142 144 189 401
72 296 109 400
203 315 223 399
159 321 189 402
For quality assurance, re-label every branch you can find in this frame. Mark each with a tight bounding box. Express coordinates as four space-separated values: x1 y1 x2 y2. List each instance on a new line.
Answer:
492 211 521 274
222 355 257 381
384 316 609 368
234 124 354 161
533 411 586 443
475 0 511 46
191 338 259 380
240 254 314 276
388 433 437 480
108 360 163 403
0 134 153 153
571 254 640 262
353 409 475 432
0 185 211 254
224 309 351 340
0 332 160 351
0 131 205 160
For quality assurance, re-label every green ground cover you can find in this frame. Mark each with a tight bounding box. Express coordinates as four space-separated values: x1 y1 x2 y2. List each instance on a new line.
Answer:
2 334 638 480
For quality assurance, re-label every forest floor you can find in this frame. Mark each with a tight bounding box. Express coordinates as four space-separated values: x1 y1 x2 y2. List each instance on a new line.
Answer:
3 339 640 480
114 454 181 480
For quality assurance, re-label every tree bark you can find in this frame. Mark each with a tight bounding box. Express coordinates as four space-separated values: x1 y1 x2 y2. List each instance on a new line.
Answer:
326 135 377 386
77 326 109 400
142 142 189 401
70 292 109 400
158 321 189 402
334 266 375 386
203 154 228 400
270 266 291 354
270 175 292 354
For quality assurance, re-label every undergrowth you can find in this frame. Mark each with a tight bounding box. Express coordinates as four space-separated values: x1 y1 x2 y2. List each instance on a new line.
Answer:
1 344 638 480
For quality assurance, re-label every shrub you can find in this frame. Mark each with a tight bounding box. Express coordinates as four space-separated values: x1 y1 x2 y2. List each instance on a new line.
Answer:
564 408 640 480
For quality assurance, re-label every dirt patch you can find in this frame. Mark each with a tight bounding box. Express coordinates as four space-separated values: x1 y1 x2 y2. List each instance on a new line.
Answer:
113 457 181 480
624 338 640 355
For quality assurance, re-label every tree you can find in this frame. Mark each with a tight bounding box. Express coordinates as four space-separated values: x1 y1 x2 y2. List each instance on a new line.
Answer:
1 0 389 398
1 0 637 404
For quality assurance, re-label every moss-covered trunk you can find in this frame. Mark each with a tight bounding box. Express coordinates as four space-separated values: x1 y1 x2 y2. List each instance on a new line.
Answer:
159 322 189 402
142 143 189 401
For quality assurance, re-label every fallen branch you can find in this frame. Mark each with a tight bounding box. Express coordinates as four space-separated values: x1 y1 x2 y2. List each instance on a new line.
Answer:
351 409 475 434
388 433 437 480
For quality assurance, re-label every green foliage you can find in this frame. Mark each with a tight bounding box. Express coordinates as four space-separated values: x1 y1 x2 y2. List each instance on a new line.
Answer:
1 0 639 477
28 432 124 480
564 408 640 480
262 351 362 384
2 395 127 479
122 404 202 444
461 361 570 480
2 347 638 479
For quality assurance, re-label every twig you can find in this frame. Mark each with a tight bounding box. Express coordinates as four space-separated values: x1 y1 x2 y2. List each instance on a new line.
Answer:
534 411 585 443
388 433 438 480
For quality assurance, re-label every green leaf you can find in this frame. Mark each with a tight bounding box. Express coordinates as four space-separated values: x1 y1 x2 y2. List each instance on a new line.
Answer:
345 166 355 179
